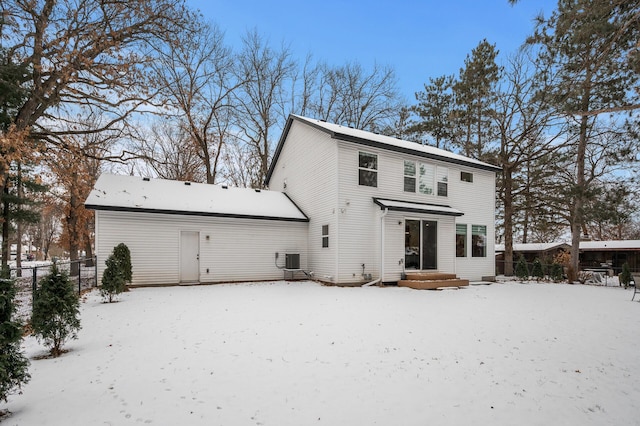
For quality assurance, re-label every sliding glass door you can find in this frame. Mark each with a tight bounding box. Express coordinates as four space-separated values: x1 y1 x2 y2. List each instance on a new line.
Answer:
405 219 437 270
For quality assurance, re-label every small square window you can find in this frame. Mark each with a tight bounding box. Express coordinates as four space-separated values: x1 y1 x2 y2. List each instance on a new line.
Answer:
461 171 473 183
322 224 329 248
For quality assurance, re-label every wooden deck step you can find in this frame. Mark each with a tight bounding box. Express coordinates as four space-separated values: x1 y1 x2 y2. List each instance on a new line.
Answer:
404 272 457 281
398 279 470 290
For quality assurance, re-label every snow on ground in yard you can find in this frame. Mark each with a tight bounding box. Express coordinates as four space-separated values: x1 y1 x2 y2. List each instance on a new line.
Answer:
4 280 640 425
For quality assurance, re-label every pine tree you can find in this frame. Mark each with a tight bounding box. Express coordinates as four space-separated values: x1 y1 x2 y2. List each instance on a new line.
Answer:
101 253 126 303
529 0 640 278
550 263 564 283
620 262 632 289
0 266 30 403
31 264 81 357
530 258 545 282
515 256 530 282
113 243 132 284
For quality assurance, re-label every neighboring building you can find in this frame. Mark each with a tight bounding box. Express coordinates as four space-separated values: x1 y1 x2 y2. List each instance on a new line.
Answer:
495 240 640 274
86 114 500 286
579 240 640 273
494 242 571 275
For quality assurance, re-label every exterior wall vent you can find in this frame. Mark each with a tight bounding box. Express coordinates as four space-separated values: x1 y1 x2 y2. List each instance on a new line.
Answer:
222 185 228 189
184 182 191 186
142 177 150 181
285 253 300 269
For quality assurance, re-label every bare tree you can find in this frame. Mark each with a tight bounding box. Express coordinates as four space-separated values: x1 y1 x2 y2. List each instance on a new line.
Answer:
151 21 241 184
135 121 206 182
312 62 403 132
234 30 296 188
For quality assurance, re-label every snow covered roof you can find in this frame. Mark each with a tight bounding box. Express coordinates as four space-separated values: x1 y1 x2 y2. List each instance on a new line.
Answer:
495 240 640 253
373 198 464 217
495 242 571 253
266 114 500 185
85 174 309 222
579 240 640 251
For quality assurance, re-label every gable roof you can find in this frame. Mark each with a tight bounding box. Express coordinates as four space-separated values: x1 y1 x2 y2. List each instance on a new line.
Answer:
265 114 501 185
85 174 309 222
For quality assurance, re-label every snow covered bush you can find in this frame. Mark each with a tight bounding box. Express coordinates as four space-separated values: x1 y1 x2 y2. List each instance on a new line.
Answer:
31 264 81 357
531 258 545 282
0 266 30 404
515 256 529 281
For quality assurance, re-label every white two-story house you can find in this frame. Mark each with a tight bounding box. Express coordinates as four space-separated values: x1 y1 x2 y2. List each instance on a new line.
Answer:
86 114 499 286
266 115 499 284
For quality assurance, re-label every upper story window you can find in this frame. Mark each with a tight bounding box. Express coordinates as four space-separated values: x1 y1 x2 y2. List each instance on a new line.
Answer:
358 151 377 187
404 161 416 192
437 166 448 197
461 171 473 183
418 163 434 195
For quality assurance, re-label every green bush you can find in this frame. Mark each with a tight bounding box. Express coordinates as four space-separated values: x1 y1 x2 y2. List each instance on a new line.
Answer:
550 263 564 282
101 253 126 303
31 264 81 357
515 255 530 281
113 243 132 284
620 262 632 289
0 267 30 402
531 258 545 282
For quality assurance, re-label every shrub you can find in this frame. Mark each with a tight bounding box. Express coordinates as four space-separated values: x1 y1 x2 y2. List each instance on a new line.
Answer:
620 262 632 289
0 266 30 402
31 264 81 357
515 256 529 282
531 258 545 282
550 263 564 282
113 243 132 284
101 253 126 303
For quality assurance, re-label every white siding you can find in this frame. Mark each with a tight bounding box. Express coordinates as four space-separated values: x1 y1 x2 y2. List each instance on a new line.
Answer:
269 121 339 283
95 210 307 286
336 140 496 282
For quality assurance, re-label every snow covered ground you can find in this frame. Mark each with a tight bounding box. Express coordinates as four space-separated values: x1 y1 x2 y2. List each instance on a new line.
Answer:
4 280 640 425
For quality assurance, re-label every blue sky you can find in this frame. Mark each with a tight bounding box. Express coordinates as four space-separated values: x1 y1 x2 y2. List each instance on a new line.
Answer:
187 0 559 103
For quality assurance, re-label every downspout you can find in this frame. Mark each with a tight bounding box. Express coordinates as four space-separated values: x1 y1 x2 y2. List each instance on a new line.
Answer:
380 207 389 283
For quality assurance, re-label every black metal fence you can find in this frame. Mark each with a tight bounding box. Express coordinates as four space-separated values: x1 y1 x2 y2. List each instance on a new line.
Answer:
9 257 97 323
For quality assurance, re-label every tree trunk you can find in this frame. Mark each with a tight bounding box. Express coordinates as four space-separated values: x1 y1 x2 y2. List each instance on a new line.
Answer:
1 182 10 270
503 166 515 276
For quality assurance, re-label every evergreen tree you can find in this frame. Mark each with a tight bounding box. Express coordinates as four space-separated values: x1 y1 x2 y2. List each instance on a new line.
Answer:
409 74 456 149
0 266 30 403
113 243 132 284
101 253 126 303
515 255 530 282
31 264 81 357
529 0 640 277
620 262 632 289
531 258 545 282
452 39 501 161
550 263 564 283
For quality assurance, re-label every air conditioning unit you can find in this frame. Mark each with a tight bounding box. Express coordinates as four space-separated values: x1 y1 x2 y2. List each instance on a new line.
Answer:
285 254 300 269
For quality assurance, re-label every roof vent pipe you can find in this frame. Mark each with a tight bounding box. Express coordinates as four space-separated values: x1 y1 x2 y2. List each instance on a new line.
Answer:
142 177 150 182
184 182 191 186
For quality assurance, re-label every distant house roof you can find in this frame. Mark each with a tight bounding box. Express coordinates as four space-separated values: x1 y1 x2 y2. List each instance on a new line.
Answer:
495 242 571 253
85 174 309 222
265 115 501 185
373 198 464 217
495 240 640 253
579 240 640 251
